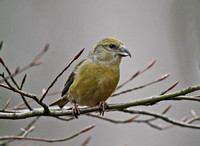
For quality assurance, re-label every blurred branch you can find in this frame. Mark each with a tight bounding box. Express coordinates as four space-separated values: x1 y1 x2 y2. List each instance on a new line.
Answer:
0 124 95 143
87 113 172 130
86 104 198 130
81 136 92 146
119 109 200 129
0 40 3 51
1 117 40 145
11 90 61 110
112 73 170 97
0 58 32 110
0 44 49 83
0 76 49 113
160 81 179 95
116 59 156 90
0 48 84 115
40 48 85 102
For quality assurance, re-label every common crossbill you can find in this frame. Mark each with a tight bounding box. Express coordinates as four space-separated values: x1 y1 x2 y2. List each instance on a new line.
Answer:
50 37 131 116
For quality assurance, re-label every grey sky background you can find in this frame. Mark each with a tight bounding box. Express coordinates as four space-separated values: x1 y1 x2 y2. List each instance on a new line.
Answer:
0 0 200 146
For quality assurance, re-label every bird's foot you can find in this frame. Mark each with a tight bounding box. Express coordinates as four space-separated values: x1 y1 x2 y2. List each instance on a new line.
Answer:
72 103 80 118
99 101 108 116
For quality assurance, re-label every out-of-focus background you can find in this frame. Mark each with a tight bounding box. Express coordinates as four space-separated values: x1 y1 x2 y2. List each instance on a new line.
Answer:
0 0 200 146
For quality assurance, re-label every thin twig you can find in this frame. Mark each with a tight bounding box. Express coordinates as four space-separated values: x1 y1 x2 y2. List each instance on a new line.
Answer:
21 126 35 137
40 48 84 102
87 113 171 130
20 74 27 90
162 105 172 114
1 116 40 145
2 98 11 111
112 73 169 97
160 81 179 95
87 114 140 124
0 40 3 51
116 59 156 90
187 117 200 124
0 59 32 110
0 77 49 113
119 109 200 129
81 136 91 146
0 124 95 143
11 90 61 110
53 116 75 122
0 44 49 83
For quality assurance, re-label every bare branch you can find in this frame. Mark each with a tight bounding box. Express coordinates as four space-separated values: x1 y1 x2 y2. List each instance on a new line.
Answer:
0 124 95 143
0 59 32 110
87 114 140 124
0 85 200 120
2 98 11 111
21 126 35 137
0 77 49 113
0 40 3 51
11 91 61 110
116 59 156 90
112 73 170 97
160 81 179 95
187 117 200 124
32 44 49 62
40 48 84 102
20 74 27 90
119 109 200 129
0 44 49 83
161 105 172 114
81 136 91 146
1 117 40 145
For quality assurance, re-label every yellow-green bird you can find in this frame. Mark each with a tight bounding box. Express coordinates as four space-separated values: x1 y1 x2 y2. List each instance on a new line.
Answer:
50 37 131 116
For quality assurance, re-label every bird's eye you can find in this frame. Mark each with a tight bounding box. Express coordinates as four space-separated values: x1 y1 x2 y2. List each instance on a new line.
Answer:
109 44 116 48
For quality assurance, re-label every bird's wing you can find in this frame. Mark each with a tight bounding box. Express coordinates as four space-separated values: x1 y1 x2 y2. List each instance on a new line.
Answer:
61 59 86 96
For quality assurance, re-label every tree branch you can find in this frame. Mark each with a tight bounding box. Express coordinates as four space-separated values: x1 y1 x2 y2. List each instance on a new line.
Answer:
0 124 95 143
40 48 84 102
0 58 32 110
0 44 49 83
112 73 170 97
119 109 200 129
1 117 40 145
0 85 200 121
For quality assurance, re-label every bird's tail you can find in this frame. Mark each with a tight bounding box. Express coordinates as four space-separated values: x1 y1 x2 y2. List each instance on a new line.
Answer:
49 95 69 108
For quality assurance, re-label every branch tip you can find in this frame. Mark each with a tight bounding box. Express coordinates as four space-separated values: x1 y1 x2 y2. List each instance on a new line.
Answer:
0 57 5 66
3 98 11 110
74 48 85 60
159 73 170 81
191 109 197 118
147 59 157 69
126 114 140 122
0 40 3 51
43 44 50 52
81 124 96 133
160 81 179 95
181 116 188 122
162 105 172 114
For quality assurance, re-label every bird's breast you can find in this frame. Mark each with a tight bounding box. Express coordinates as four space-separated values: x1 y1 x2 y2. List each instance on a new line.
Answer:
68 60 120 106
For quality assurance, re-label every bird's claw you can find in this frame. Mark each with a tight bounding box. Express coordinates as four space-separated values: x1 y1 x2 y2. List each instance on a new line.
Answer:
72 103 80 118
99 101 108 116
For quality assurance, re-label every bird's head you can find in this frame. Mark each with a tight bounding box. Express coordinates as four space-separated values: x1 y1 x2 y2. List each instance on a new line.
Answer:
88 37 131 65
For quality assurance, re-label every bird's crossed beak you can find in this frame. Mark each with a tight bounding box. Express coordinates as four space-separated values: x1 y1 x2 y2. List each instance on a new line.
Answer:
117 46 131 58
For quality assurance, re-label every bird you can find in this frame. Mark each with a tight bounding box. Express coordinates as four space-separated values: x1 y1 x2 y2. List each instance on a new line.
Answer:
49 37 131 117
